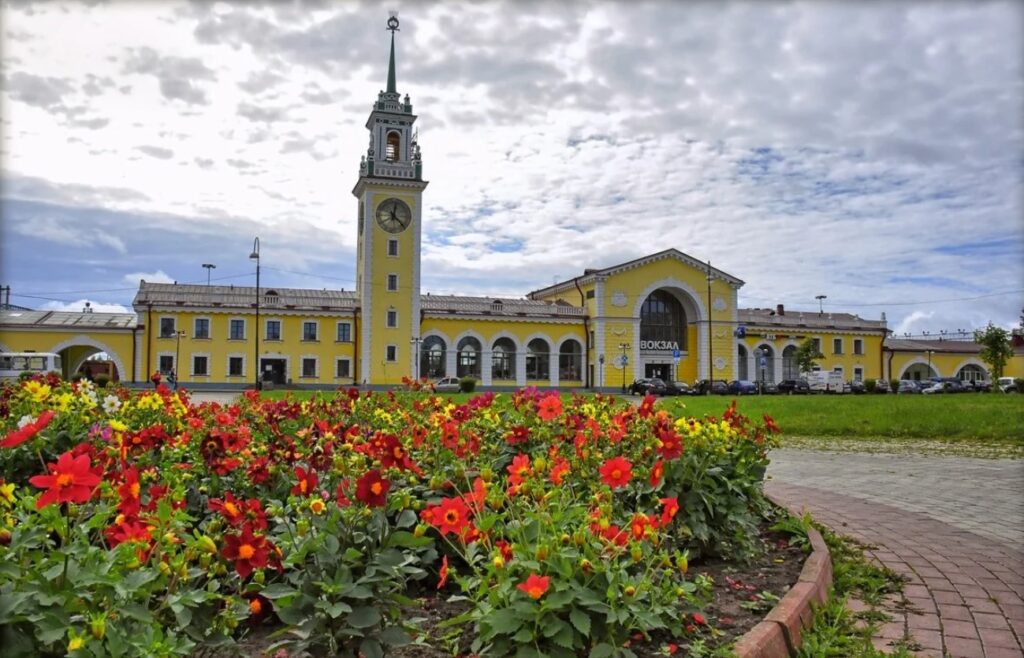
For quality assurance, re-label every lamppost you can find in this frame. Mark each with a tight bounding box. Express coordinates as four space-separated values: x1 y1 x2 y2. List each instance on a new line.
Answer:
202 263 216 285
815 294 827 315
618 343 630 393
410 336 422 381
926 349 934 378
249 238 261 391
754 347 764 395
174 330 186 390
706 261 713 396
598 354 604 391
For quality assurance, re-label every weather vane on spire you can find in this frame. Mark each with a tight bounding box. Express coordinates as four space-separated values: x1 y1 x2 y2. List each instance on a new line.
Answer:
387 12 400 33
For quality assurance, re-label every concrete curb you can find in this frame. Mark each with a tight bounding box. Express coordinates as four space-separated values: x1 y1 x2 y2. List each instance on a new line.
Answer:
733 522 832 658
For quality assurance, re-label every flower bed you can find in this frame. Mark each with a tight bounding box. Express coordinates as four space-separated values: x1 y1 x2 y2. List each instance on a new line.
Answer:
0 377 778 657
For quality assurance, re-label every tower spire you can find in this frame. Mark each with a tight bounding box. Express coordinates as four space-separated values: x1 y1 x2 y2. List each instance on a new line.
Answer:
386 14 399 94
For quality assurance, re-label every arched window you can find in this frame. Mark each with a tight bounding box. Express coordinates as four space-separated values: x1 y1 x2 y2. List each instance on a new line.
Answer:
558 339 582 381
781 345 798 380
421 336 446 379
526 338 550 380
640 290 687 348
756 344 776 382
385 131 401 162
737 344 748 380
958 364 986 382
492 337 516 381
457 336 481 379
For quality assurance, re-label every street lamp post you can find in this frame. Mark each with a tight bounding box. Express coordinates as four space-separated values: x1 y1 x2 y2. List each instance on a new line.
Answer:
927 349 934 378
618 343 630 394
815 294 827 315
706 262 713 396
249 238 261 391
174 330 186 390
202 263 216 285
410 336 422 381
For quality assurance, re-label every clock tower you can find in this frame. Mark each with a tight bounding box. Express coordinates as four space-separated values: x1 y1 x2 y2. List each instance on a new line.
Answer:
353 14 427 385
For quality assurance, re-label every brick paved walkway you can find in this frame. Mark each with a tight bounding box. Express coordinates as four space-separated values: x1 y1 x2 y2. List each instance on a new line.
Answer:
767 451 1024 658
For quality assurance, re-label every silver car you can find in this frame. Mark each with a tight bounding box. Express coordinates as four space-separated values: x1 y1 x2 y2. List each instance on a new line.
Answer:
433 377 461 393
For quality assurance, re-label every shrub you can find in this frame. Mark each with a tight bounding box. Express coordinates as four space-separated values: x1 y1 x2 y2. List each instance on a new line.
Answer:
864 379 877 393
93 374 110 389
459 377 477 392
1015 378 1024 393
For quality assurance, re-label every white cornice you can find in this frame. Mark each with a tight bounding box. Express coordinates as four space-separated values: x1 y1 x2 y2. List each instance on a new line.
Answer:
352 176 429 197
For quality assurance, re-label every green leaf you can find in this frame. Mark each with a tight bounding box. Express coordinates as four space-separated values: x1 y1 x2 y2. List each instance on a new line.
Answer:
589 643 614 658
552 623 575 649
486 608 524 636
173 605 193 628
379 625 412 646
396 509 417 529
320 601 352 619
386 531 433 548
347 606 381 628
569 608 591 637
260 583 299 600
359 638 384 658
119 603 154 624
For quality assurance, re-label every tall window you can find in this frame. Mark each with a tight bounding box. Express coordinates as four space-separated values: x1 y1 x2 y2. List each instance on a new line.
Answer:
228 357 244 377
640 290 687 347
387 274 398 291
386 310 398 328
833 338 843 354
336 322 351 342
558 340 582 381
159 355 174 374
336 359 351 378
492 337 516 381
229 319 245 340
811 337 822 353
265 320 281 341
386 345 398 362
387 239 399 256
193 318 210 339
160 317 176 338
457 336 481 378
193 355 208 376
385 131 400 162
302 358 317 378
526 338 550 380
738 344 749 380
302 322 318 341
781 345 798 379
421 336 446 379
756 344 775 382
854 339 864 355
853 367 863 382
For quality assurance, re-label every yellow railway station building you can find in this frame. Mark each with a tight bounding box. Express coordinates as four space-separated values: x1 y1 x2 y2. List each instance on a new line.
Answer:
2 19 1020 390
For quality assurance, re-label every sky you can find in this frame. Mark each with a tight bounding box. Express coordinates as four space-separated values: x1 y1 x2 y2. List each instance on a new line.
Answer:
1 0 1022 337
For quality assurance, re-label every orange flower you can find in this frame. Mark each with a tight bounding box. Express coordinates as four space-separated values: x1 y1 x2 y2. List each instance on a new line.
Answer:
649 460 664 487
763 415 780 433
437 554 449 590
506 453 532 486
29 451 101 509
221 524 272 579
536 394 563 421
599 456 632 489
355 469 390 507
549 457 570 486
660 497 680 526
517 573 550 600
423 496 473 537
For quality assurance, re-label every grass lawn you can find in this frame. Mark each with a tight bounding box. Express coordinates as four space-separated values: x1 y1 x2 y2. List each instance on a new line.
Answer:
260 389 1023 450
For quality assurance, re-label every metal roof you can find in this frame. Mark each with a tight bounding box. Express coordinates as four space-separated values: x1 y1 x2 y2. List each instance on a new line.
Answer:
421 294 584 317
133 282 358 310
738 308 888 332
883 338 981 353
0 310 138 329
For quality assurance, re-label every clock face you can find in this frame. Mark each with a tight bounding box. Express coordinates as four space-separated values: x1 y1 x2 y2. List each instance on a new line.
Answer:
375 198 412 234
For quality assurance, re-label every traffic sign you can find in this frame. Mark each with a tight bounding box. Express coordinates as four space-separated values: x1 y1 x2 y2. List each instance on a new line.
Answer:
759 357 767 368
672 348 681 359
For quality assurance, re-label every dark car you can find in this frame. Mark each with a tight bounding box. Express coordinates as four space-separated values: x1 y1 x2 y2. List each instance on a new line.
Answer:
897 380 922 394
848 380 866 394
728 380 758 395
968 380 991 392
761 381 778 394
629 378 667 396
693 379 729 395
777 379 810 394
662 380 691 396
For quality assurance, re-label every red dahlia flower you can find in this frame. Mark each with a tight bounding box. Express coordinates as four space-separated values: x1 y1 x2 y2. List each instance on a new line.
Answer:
221 525 272 579
291 466 318 497
517 573 551 600
660 496 680 526
355 469 390 507
536 394 563 421
657 428 684 460
549 457 570 486
649 460 664 487
507 453 532 485
1 410 56 448
29 451 101 509
437 554 449 590
424 496 473 537
599 456 633 489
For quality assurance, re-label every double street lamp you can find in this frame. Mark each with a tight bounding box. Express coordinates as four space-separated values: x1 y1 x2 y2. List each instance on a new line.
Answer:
250 238 261 391
618 342 630 393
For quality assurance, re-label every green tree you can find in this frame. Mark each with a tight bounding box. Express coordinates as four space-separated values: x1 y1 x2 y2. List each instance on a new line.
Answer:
795 337 823 373
974 322 1014 383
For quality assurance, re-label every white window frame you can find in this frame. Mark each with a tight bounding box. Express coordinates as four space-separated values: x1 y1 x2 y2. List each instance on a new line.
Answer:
264 318 283 342
385 344 398 362
159 316 177 338
226 353 246 378
193 316 212 340
387 273 398 291
853 338 864 355
157 352 175 374
300 355 319 379
386 309 398 328
335 357 352 379
387 239 399 257
833 366 844 376
336 321 352 342
811 337 821 353
228 317 247 341
302 320 319 342
853 367 864 382
833 337 843 354
191 352 211 377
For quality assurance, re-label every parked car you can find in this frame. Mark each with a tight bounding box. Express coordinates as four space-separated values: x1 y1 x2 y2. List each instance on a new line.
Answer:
922 381 958 395
967 380 991 392
776 379 810 394
662 380 691 396
997 376 1018 393
873 378 890 394
629 378 668 396
727 380 758 395
848 380 866 394
433 377 461 393
761 381 778 394
897 380 921 394
693 379 729 395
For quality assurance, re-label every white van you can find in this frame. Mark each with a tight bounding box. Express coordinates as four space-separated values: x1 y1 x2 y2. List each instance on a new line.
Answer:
806 370 845 393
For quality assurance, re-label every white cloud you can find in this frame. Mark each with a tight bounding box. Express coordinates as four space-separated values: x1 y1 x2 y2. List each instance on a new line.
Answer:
11 215 127 254
40 299 131 314
122 270 174 286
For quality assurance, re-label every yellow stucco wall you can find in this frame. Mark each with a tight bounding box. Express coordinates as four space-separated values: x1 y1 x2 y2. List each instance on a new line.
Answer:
0 327 137 381
739 330 887 382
